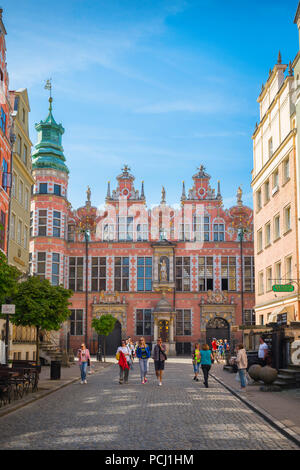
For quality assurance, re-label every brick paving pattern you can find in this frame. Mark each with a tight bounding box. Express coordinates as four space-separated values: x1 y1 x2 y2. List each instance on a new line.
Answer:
0 361 298 450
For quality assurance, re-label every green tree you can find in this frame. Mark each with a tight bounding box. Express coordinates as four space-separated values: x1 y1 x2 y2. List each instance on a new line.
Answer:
0 251 21 305
11 276 73 364
92 314 117 362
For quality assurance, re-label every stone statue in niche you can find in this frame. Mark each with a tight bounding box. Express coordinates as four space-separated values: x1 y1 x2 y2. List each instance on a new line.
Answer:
159 257 169 282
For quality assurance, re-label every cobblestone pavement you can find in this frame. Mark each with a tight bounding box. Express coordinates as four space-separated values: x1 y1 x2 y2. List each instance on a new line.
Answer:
0 360 298 450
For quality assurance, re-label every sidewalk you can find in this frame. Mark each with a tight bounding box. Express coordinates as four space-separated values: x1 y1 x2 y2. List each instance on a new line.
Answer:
211 363 300 444
0 359 113 418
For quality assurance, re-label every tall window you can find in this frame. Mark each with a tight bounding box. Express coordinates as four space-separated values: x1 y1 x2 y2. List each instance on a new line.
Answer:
118 217 133 241
256 189 262 211
274 214 280 240
12 173 16 198
193 216 210 241
264 180 270 203
10 213 16 240
53 211 61 237
37 252 46 279
285 256 292 282
265 222 271 247
38 210 47 236
213 223 224 241
54 184 61 196
179 223 191 241
69 257 84 291
243 310 255 326
284 206 291 232
137 257 152 291
19 179 24 205
244 257 255 292
52 253 60 286
39 183 48 194
266 267 272 292
257 229 262 252
17 135 21 155
272 169 279 190
176 309 191 336
68 224 75 242
0 211 5 250
114 257 129 291
268 137 273 159
198 256 213 291
23 145 27 165
70 309 83 336
283 157 289 182
221 257 236 291
0 107 6 134
17 220 22 245
275 262 281 284
24 226 28 249
137 224 148 241
136 309 152 335
91 257 106 291
103 224 114 241
175 257 190 291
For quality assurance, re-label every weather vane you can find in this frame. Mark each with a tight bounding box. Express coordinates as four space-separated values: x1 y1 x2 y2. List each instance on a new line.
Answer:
44 78 53 110
44 78 52 97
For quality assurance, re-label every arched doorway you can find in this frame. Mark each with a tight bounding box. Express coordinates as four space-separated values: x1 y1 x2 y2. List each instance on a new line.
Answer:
99 320 122 356
206 317 230 349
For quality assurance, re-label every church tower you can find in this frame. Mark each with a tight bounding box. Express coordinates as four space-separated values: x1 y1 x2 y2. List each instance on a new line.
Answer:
30 89 69 289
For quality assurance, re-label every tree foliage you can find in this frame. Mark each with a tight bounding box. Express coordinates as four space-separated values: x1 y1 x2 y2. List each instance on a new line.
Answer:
92 314 117 337
11 276 73 330
92 314 117 362
0 251 21 306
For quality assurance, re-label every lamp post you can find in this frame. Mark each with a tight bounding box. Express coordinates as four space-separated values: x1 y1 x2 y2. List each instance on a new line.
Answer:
84 229 90 348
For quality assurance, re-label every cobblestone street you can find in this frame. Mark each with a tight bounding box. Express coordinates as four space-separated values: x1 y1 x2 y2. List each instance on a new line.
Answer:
0 360 298 450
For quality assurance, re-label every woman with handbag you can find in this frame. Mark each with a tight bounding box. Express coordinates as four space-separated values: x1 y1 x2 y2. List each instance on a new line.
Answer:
152 337 167 386
116 340 131 384
192 343 201 381
136 337 151 384
77 343 90 384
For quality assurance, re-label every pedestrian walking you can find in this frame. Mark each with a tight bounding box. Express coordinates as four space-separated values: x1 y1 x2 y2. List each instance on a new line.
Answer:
236 343 248 392
128 338 135 365
116 340 131 384
77 343 90 384
136 337 151 384
199 344 213 388
211 338 218 363
152 337 167 386
258 336 268 366
192 342 201 381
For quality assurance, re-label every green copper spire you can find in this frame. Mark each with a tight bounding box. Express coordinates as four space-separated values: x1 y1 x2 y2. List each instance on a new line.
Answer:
32 91 69 174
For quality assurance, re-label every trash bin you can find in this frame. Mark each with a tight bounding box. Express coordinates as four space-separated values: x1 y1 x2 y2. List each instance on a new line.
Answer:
50 360 61 380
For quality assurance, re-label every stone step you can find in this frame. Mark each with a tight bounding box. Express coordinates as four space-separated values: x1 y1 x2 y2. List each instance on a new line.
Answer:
277 374 296 382
279 368 300 375
273 379 297 389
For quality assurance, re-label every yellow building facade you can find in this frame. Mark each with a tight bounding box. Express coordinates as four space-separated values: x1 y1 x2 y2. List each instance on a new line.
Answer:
8 88 36 360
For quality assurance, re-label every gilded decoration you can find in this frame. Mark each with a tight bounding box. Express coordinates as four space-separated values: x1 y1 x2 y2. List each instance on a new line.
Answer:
200 304 236 332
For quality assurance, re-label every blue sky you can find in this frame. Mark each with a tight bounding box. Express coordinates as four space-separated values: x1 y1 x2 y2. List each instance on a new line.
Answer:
2 0 299 209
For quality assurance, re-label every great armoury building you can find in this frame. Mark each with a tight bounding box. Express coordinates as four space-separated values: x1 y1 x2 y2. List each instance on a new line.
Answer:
30 97 255 356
